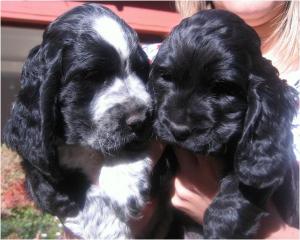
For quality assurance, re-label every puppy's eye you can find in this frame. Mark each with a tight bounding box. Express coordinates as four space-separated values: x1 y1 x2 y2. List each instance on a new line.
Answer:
158 68 172 82
161 73 172 81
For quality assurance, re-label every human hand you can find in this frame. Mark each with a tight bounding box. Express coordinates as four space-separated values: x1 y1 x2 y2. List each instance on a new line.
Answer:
171 147 220 224
171 147 299 239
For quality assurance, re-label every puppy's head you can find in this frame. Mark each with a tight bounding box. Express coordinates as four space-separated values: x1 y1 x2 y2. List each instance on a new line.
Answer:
4 4 151 159
150 10 297 188
150 10 258 153
57 5 151 153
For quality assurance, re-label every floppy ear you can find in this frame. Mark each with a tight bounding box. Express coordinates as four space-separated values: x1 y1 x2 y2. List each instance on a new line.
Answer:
272 158 299 227
3 44 61 178
235 57 298 190
3 44 78 217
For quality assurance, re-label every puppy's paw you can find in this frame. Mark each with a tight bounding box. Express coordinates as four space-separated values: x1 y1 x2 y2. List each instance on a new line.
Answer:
203 175 267 239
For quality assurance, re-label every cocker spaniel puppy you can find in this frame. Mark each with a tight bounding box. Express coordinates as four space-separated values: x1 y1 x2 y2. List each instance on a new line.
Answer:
3 4 155 238
149 9 299 238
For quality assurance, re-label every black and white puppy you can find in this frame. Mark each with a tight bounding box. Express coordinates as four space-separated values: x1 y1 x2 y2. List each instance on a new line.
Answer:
150 10 299 238
3 4 154 238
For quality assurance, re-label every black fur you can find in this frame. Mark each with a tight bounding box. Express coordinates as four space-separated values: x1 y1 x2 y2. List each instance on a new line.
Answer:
3 3 151 220
150 9 299 238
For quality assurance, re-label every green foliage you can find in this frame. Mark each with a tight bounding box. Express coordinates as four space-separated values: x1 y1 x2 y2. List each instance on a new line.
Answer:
1 206 62 239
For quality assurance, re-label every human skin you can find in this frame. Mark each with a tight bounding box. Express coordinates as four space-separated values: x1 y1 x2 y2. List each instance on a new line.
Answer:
171 148 219 224
213 1 285 55
212 1 285 27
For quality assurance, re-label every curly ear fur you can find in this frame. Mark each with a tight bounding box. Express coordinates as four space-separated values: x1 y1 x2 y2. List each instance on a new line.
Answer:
205 57 299 237
235 58 298 189
234 57 299 228
272 158 299 227
3 44 78 217
203 175 268 238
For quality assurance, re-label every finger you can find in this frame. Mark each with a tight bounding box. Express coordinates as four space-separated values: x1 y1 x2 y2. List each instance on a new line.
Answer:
172 177 205 224
148 140 166 166
171 192 186 210
173 176 193 201
175 166 219 199
171 178 190 210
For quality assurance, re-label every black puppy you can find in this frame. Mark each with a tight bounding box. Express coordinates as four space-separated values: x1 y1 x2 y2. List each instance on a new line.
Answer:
3 4 157 238
150 9 299 238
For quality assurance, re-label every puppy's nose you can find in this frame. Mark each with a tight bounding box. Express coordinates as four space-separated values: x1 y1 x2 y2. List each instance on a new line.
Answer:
170 124 191 141
126 114 147 132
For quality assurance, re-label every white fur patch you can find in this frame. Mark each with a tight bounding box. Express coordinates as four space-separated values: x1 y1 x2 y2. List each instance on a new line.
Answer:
64 185 131 239
63 150 152 239
94 16 129 59
99 152 151 207
91 78 128 120
125 74 151 105
91 75 151 121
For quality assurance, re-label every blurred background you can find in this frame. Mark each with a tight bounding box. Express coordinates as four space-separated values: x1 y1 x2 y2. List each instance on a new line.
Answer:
1 1 180 238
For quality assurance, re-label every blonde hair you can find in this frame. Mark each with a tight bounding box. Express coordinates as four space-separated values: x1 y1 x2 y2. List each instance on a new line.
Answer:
175 1 212 18
268 1 300 73
175 0 300 75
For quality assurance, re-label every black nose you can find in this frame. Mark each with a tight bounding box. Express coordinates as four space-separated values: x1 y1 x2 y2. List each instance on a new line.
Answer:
170 124 191 141
126 114 147 132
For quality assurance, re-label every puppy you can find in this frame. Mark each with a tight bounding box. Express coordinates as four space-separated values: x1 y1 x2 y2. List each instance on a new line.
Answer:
3 3 155 238
150 9 299 238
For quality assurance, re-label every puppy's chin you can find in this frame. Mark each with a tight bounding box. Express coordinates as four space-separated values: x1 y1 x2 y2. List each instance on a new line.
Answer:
88 127 152 155
86 134 135 154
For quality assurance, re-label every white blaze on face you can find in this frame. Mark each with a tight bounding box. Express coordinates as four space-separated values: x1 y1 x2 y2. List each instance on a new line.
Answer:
92 16 150 121
91 75 151 122
125 74 151 105
93 16 130 59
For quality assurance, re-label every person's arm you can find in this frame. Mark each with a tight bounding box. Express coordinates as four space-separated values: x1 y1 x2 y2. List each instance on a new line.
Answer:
171 148 299 239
